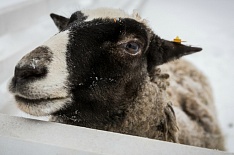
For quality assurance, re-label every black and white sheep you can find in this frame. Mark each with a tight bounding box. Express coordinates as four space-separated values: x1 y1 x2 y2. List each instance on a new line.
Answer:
9 8 225 150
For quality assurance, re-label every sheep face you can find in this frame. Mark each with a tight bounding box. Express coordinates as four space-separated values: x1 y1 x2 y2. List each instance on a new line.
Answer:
9 8 202 117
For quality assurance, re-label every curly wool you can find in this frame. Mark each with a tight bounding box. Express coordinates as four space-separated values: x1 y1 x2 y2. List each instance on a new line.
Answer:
106 59 224 150
161 60 225 149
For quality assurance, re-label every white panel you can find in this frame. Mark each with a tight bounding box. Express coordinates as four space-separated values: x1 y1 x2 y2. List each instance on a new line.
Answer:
0 114 231 155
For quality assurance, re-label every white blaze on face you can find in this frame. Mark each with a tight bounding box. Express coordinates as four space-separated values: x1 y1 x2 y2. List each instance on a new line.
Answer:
18 30 72 116
30 30 70 99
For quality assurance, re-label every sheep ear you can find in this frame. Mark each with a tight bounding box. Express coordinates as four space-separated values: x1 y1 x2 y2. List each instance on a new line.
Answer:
160 39 202 62
50 13 69 31
147 35 202 72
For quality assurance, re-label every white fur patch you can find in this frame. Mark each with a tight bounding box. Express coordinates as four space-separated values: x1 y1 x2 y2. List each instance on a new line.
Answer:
30 30 70 99
16 30 71 116
82 8 145 23
17 98 71 116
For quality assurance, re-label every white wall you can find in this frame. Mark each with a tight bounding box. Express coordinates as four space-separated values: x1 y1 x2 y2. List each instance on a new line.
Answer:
0 114 232 155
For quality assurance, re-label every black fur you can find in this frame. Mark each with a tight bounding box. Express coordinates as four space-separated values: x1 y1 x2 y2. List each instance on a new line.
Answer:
147 35 202 72
50 16 201 129
54 18 150 128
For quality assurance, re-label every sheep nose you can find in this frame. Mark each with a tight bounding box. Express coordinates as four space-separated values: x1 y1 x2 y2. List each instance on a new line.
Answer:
14 64 47 82
13 46 52 83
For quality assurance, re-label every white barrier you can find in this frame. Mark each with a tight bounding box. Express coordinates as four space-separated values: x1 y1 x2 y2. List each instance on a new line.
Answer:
0 114 232 155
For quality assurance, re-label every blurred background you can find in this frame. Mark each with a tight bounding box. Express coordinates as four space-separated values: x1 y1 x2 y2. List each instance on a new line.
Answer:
0 0 233 152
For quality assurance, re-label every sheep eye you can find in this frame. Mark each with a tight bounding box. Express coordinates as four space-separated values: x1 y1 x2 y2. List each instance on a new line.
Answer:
122 42 141 55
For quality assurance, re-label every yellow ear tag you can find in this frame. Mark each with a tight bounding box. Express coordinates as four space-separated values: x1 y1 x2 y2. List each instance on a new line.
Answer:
173 36 186 44
114 18 117 23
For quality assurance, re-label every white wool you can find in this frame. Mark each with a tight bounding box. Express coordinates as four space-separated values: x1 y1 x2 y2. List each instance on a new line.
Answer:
82 8 145 23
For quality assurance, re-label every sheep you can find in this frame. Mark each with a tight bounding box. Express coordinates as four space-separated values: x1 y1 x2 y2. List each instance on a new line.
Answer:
8 8 225 150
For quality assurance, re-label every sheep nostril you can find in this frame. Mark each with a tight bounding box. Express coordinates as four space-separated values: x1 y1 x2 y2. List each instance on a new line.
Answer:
14 65 47 83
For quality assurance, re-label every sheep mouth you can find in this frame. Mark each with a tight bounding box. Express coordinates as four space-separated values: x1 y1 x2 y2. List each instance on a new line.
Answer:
15 95 68 105
14 95 71 116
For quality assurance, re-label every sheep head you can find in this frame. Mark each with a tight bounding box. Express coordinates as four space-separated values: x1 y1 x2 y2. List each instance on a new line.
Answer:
9 8 202 119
